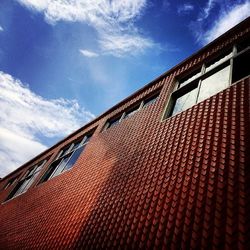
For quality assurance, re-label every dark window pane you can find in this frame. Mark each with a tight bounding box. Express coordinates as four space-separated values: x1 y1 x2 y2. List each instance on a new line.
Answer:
124 105 140 119
108 116 121 128
198 64 230 103
172 87 198 116
63 146 85 172
71 140 81 151
237 36 250 52
143 95 158 107
232 49 250 82
4 177 17 190
51 155 71 178
7 181 24 200
40 159 61 183
83 134 92 144
59 146 71 158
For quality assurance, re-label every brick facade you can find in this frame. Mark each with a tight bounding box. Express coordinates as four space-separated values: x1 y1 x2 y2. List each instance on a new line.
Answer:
0 18 249 249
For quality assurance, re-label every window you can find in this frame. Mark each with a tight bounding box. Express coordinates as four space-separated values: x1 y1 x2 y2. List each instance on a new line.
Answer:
123 104 141 119
104 90 161 130
142 93 159 107
6 160 46 200
165 40 250 118
106 115 122 129
39 133 93 183
3 177 18 190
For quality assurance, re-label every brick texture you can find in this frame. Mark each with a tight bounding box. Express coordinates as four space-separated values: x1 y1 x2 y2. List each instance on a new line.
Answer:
0 18 249 249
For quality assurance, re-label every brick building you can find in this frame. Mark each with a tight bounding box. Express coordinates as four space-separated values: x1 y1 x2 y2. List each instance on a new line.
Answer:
0 18 249 249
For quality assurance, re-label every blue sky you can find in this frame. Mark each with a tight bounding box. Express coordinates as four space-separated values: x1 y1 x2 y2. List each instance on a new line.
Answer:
0 0 249 177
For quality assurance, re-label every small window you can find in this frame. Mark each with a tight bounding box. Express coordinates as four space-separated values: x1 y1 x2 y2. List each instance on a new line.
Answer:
3 177 18 190
39 133 93 183
6 160 46 200
123 104 140 119
143 93 159 107
106 116 122 129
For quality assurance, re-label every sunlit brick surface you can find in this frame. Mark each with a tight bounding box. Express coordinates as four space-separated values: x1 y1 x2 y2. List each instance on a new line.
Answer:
0 19 249 249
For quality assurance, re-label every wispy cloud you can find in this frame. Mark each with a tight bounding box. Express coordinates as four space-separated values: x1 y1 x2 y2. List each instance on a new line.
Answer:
177 3 194 15
202 1 250 44
0 25 4 32
80 49 99 58
0 71 95 177
18 0 155 57
197 0 216 21
191 0 250 45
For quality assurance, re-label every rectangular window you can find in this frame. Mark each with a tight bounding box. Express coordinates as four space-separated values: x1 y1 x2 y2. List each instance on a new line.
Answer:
164 40 250 118
123 104 140 119
143 93 159 107
6 160 46 200
197 63 231 103
39 132 93 183
3 177 18 190
104 89 161 130
106 115 122 129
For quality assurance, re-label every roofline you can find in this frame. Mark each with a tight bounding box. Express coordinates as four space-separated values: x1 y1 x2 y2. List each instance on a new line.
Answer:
1 17 249 182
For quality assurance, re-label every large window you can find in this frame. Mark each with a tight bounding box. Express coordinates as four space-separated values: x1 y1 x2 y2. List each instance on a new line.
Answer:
166 39 250 117
39 133 92 183
6 160 46 200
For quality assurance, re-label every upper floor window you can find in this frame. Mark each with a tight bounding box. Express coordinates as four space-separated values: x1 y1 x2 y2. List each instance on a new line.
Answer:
2 176 18 190
104 90 160 130
165 40 250 118
6 160 46 200
39 133 93 183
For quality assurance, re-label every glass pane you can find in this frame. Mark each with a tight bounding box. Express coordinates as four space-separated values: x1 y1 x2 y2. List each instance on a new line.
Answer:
143 96 158 107
63 146 85 172
59 146 71 158
124 105 140 119
198 65 230 103
205 52 232 72
51 155 71 178
179 69 201 87
237 37 250 52
14 179 30 196
172 87 198 116
21 172 40 193
232 49 250 82
82 135 92 144
71 140 82 151
108 116 121 128
40 161 59 183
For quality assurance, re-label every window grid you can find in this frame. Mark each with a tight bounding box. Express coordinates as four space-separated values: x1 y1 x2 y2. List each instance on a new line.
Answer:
105 91 160 130
39 133 93 183
6 160 46 201
167 46 239 117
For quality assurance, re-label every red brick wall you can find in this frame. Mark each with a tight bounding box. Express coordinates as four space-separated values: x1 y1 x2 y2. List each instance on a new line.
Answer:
0 19 249 249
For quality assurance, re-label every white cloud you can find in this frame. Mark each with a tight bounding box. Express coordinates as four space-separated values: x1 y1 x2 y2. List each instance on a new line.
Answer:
197 0 216 21
79 49 99 58
177 3 194 15
99 32 155 57
0 71 95 177
0 25 3 32
17 0 155 57
202 1 250 44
